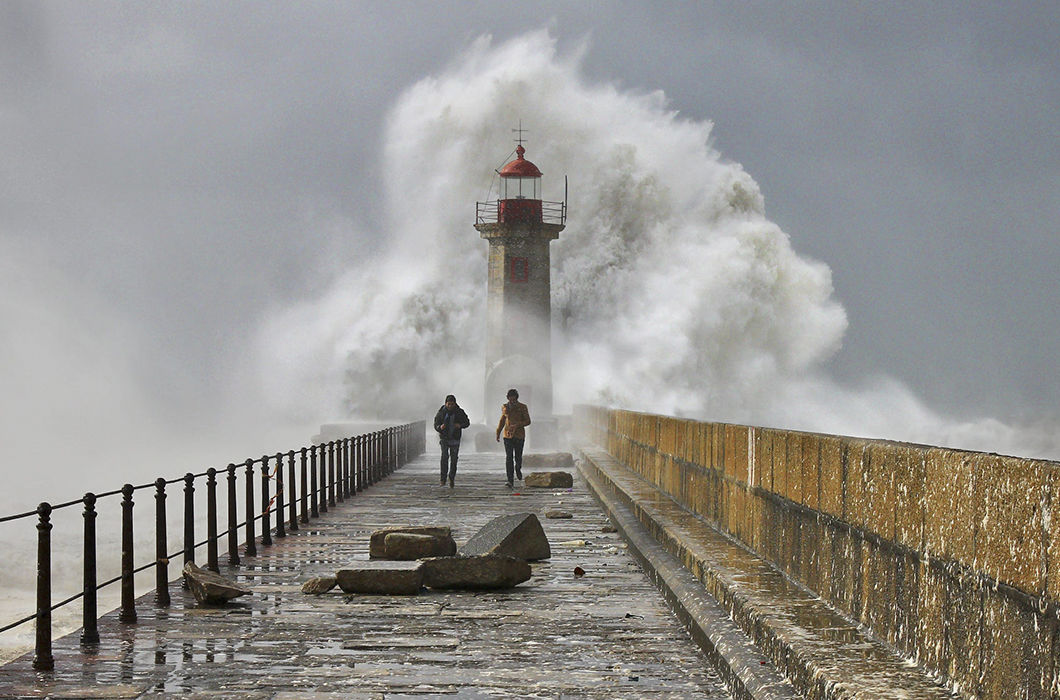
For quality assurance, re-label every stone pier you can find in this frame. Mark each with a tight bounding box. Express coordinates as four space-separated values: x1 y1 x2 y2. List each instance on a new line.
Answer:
0 452 735 699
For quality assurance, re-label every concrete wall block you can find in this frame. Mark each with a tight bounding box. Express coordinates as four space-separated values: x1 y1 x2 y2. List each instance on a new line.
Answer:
915 561 950 682
681 419 697 463
819 435 843 519
1043 462 1060 600
747 489 763 552
893 445 927 553
842 440 868 529
862 444 897 541
696 422 711 468
758 496 782 564
799 513 825 595
782 507 802 580
772 430 788 500
924 448 977 566
859 540 898 642
979 592 1052 700
827 525 860 619
782 433 801 504
892 551 921 656
754 428 772 491
732 424 750 485
978 455 1047 594
711 423 724 471
800 433 821 510
659 416 677 457
944 569 984 695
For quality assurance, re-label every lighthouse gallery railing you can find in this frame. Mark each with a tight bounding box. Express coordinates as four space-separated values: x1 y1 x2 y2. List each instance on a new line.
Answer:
475 199 566 226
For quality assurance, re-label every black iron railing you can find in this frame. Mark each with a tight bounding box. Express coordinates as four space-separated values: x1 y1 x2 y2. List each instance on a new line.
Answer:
475 199 566 226
0 421 426 671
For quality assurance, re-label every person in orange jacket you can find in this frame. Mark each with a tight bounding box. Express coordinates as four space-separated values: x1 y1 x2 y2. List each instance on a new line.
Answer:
495 388 531 488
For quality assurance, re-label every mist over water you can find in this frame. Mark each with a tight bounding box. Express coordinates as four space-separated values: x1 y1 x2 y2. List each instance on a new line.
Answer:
261 30 1060 460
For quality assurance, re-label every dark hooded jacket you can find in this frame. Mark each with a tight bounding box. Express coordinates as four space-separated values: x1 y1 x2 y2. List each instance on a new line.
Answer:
434 403 470 444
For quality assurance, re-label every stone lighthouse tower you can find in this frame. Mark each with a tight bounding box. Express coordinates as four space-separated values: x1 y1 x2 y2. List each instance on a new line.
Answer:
475 136 565 444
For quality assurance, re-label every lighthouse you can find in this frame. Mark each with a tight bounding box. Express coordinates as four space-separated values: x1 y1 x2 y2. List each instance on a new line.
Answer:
475 135 565 445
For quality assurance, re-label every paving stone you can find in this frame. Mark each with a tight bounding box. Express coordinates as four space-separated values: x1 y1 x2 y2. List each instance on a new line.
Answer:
335 561 424 595
459 511 551 560
419 554 532 589
524 470 574 488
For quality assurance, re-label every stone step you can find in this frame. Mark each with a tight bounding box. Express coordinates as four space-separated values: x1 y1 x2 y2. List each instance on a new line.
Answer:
579 447 961 700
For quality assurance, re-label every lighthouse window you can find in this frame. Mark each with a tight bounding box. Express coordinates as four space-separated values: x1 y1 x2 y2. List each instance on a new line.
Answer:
503 176 540 200
510 257 529 283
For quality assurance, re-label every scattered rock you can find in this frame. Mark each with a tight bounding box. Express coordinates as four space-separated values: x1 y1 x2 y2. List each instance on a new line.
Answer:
182 562 252 605
601 524 618 533
383 531 457 560
521 453 575 470
524 471 574 488
460 512 551 561
544 509 572 519
301 576 338 595
369 526 456 559
420 555 532 590
574 566 585 578
336 561 424 595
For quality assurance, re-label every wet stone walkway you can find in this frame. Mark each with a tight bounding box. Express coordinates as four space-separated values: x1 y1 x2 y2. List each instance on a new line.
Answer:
0 451 733 699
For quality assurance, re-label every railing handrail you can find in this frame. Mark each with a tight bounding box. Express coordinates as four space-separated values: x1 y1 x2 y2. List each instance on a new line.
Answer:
2 420 427 671
474 198 567 226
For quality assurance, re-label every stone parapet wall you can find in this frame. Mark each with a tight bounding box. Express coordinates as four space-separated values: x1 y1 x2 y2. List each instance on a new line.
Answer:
573 405 1060 699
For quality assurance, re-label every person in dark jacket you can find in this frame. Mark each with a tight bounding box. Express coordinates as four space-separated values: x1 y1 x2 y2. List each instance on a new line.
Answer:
434 394 470 488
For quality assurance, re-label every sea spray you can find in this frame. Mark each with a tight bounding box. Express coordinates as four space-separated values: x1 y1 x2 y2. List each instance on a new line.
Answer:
257 29 1060 457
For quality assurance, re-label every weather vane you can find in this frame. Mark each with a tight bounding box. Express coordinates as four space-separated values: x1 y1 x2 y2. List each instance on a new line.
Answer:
512 121 529 147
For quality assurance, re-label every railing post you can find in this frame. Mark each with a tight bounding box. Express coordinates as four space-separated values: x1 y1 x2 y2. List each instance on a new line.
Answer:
119 485 136 624
288 451 298 531
32 502 53 671
310 446 319 517
354 432 362 492
360 433 367 489
183 473 195 570
346 438 353 496
207 468 219 572
154 480 170 608
244 459 257 557
335 441 344 504
227 464 240 565
327 442 336 508
318 444 327 514
274 453 286 539
299 448 309 524
261 456 273 546
81 493 99 646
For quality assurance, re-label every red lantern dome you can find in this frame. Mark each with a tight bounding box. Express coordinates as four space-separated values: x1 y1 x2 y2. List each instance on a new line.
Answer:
498 145 543 178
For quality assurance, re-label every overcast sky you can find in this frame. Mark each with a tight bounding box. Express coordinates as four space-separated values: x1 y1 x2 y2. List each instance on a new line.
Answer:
2 1 1058 481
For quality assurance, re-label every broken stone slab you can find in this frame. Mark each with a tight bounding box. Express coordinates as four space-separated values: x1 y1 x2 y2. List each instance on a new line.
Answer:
459 512 551 561
368 525 456 559
301 576 338 594
521 452 575 470
336 561 424 595
545 509 573 519
182 562 252 605
420 555 532 590
382 531 458 560
524 471 574 488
